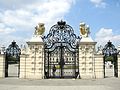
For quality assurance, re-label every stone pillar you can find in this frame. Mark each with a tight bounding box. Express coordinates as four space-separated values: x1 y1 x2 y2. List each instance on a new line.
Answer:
19 54 28 78
20 35 44 79
118 55 120 78
0 54 5 78
79 37 97 79
94 54 104 78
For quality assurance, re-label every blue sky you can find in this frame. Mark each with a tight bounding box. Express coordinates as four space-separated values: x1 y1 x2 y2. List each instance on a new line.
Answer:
0 0 120 48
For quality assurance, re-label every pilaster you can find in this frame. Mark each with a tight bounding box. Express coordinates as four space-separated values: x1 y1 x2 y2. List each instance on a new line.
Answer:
94 54 104 78
118 55 120 78
0 54 5 78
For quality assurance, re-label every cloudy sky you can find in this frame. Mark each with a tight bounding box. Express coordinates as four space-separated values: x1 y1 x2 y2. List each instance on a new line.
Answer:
0 0 120 48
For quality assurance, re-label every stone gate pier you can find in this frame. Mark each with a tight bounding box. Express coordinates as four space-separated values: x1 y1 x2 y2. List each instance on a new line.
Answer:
20 35 44 79
79 40 97 79
79 22 104 79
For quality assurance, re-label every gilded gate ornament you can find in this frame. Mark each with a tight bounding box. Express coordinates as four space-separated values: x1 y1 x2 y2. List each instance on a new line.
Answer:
34 23 45 35
80 22 90 37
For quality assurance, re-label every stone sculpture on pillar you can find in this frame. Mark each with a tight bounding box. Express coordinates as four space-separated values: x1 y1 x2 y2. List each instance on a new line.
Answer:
34 23 45 36
80 22 90 38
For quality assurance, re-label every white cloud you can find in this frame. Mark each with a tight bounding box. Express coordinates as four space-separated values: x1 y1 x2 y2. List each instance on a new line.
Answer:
0 23 15 34
90 0 106 8
0 0 76 46
95 28 120 47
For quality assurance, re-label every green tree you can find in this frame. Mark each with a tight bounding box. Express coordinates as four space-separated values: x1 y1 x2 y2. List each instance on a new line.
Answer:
105 56 114 63
7 56 18 64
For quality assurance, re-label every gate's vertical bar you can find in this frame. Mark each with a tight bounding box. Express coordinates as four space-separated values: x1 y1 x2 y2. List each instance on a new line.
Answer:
44 48 46 78
74 52 76 78
48 51 49 78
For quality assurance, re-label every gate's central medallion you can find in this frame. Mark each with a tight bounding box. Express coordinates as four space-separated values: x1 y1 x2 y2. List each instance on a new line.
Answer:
43 21 80 78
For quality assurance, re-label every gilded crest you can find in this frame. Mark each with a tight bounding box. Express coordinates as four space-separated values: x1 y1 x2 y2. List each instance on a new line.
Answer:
34 23 45 35
80 22 90 37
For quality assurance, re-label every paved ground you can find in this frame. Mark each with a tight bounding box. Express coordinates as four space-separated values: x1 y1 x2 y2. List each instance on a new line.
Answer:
1 64 119 90
0 77 120 90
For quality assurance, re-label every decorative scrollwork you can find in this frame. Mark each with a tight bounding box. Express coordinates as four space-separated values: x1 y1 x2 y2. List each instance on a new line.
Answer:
43 20 81 52
102 40 118 56
6 41 21 57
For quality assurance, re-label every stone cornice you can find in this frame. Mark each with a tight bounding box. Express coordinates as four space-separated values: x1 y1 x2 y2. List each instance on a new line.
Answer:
79 42 97 45
26 41 44 45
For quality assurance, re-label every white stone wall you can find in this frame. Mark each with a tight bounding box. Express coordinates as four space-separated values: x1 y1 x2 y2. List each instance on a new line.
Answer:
94 54 104 78
0 54 5 78
79 42 96 79
19 54 28 78
20 42 44 79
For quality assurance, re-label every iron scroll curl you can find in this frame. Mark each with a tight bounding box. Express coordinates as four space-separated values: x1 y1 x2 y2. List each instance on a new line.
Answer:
43 20 81 52
6 41 21 57
102 41 118 56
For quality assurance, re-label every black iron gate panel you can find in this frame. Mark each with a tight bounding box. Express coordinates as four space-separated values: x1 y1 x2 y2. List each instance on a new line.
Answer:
5 41 21 77
102 41 118 77
43 21 80 78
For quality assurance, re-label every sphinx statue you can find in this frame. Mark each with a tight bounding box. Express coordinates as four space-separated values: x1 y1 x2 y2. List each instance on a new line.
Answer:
34 23 45 36
80 22 90 37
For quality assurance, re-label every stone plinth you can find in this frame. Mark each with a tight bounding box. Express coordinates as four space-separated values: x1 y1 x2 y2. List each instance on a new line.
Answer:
20 35 44 79
79 37 97 79
0 54 5 78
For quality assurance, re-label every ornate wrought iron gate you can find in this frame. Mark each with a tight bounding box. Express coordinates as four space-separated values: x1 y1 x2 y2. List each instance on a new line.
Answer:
5 41 21 77
102 41 118 77
43 21 80 78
